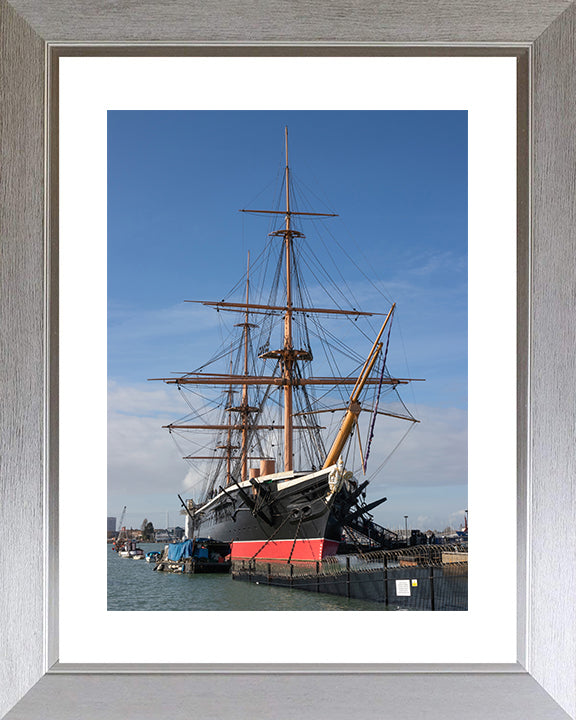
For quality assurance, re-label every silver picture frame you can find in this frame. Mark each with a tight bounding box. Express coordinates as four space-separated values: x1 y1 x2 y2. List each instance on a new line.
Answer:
1 2 575 718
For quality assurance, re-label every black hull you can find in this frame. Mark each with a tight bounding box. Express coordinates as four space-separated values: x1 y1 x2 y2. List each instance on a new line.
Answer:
191 465 353 562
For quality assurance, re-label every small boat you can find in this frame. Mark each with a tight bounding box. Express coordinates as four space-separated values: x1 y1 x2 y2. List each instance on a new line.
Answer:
154 538 231 574
145 551 161 563
117 541 144 558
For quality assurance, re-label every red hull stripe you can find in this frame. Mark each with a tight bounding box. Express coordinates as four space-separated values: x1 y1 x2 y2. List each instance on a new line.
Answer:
231 537 340 562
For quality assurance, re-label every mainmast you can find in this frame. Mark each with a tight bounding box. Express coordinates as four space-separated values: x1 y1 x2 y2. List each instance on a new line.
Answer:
282 127 295 471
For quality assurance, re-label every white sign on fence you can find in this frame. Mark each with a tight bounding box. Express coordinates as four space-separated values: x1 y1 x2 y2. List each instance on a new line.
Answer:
395 579 411 597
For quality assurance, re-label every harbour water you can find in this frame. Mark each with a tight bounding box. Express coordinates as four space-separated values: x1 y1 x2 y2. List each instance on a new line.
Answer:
108 544 389 611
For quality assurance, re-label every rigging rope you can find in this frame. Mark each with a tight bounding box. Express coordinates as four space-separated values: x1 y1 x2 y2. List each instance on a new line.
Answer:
363 311 394 473
365 421 417 483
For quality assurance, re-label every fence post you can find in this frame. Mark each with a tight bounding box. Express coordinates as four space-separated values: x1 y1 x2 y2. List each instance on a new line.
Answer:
316 561 320 593
267 563 271 585
430 565 435 611
383 554 389 606
248 560 252 583
346 556 351 599
290 563 294 589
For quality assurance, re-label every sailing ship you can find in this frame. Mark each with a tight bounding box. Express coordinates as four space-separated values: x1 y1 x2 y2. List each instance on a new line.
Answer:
151 128 422 563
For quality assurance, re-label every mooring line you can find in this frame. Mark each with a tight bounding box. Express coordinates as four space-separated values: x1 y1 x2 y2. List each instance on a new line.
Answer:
286 512 304 564
249 512 293 561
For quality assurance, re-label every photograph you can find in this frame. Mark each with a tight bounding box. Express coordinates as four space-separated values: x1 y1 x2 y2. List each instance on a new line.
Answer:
106 109 468 611
3 2 575 713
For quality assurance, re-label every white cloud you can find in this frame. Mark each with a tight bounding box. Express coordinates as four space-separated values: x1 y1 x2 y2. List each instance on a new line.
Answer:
108 379 183 416
449 509 468 530
358 406 467 490
405 250 466 278
108 302 214 341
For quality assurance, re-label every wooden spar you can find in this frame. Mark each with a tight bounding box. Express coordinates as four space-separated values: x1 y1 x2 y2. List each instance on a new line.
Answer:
350 304 395 400
164 424 325 430
283 125 294 472
183 455 272 460
285 126 290 221
294 407 420 422
323 342 383 468
364 409 419 423
322 303 398 470
152 375 421 386
320 304 422 468
240 209 337 217
187 300 379 316
292 407 352 415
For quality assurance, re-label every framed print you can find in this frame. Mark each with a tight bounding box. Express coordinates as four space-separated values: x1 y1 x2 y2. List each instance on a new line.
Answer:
56 56 517 666
1 2 575 719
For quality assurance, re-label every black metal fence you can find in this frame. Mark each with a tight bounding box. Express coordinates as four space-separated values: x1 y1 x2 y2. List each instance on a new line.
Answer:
232 544 468 610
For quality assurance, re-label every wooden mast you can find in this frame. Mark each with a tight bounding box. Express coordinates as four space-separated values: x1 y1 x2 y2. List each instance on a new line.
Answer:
322 305 396 469
225 253 257 483
226 355 234 485
157 375 419 388
283 126 294 472
241 253 250 482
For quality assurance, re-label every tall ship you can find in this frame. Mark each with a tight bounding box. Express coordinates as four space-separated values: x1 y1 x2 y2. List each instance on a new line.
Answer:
151 128 422 563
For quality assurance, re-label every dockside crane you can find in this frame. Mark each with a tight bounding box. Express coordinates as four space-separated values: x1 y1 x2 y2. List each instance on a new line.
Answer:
112 506 127 551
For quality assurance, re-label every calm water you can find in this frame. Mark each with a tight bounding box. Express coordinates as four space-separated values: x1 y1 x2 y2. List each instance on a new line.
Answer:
107 544 388 611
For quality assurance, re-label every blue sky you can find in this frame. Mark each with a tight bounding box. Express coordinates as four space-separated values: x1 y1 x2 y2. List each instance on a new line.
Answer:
107 110 467 533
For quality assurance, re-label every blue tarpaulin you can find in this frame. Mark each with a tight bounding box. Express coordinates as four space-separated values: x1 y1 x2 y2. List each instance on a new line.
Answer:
167 539 194 561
